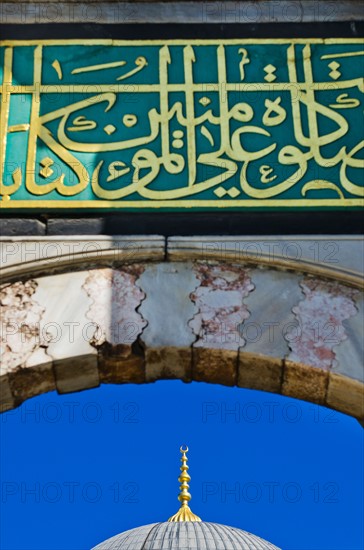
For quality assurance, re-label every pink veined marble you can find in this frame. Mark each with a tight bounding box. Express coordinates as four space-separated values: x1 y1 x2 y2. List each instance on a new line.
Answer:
286 277 359 369
83 267 147 347
0 281 48 372
189 262 254 350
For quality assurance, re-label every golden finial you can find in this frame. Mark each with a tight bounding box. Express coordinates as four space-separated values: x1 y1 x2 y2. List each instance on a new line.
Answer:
168 446 201 522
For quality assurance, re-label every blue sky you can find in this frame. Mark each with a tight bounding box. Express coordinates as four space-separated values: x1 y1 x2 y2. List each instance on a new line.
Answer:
0 380 363 550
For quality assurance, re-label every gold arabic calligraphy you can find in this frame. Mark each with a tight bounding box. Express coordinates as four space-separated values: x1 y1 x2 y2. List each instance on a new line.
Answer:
0 40 363 206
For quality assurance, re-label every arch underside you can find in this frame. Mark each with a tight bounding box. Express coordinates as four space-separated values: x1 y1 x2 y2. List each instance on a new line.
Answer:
0 236 363 420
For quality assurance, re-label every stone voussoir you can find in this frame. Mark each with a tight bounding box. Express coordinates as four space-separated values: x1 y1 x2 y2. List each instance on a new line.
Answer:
192 347 238 387
238 351 283 394
0 374 17 413
7 362 56 404
145 346 192 382
98 351 145 385
326 372 364 420
53 354 100 395
282 359 329 405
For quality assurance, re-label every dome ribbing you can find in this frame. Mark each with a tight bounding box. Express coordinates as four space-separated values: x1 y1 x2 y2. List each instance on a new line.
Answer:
92 521 281 550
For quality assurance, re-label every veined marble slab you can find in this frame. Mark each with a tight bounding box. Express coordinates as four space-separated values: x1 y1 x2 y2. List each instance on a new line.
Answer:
0 236 165 282
1 1 362 24
168 236 364 288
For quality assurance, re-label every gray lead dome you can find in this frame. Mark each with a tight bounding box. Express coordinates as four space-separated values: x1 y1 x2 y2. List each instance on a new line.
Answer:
91 521 281 550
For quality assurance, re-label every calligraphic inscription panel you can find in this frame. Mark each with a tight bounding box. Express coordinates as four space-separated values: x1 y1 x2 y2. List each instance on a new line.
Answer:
0 39 363 210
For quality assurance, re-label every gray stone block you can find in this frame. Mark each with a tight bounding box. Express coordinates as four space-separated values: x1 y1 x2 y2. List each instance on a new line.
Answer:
47 218 104 235
0 218 45 236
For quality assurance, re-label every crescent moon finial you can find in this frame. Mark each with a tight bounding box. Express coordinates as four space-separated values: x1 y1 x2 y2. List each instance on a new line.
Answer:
168 446 201 523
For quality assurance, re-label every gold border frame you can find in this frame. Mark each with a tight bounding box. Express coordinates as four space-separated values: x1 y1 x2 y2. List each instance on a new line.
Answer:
1 39 363 45
1 38 363 209
2 199 364 208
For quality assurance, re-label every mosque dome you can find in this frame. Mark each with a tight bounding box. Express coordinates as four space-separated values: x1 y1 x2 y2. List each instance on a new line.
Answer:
92 447 281 550
92 521 280 549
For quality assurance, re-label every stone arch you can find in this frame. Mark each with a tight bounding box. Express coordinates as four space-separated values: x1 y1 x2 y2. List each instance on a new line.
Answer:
0 236 363 421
